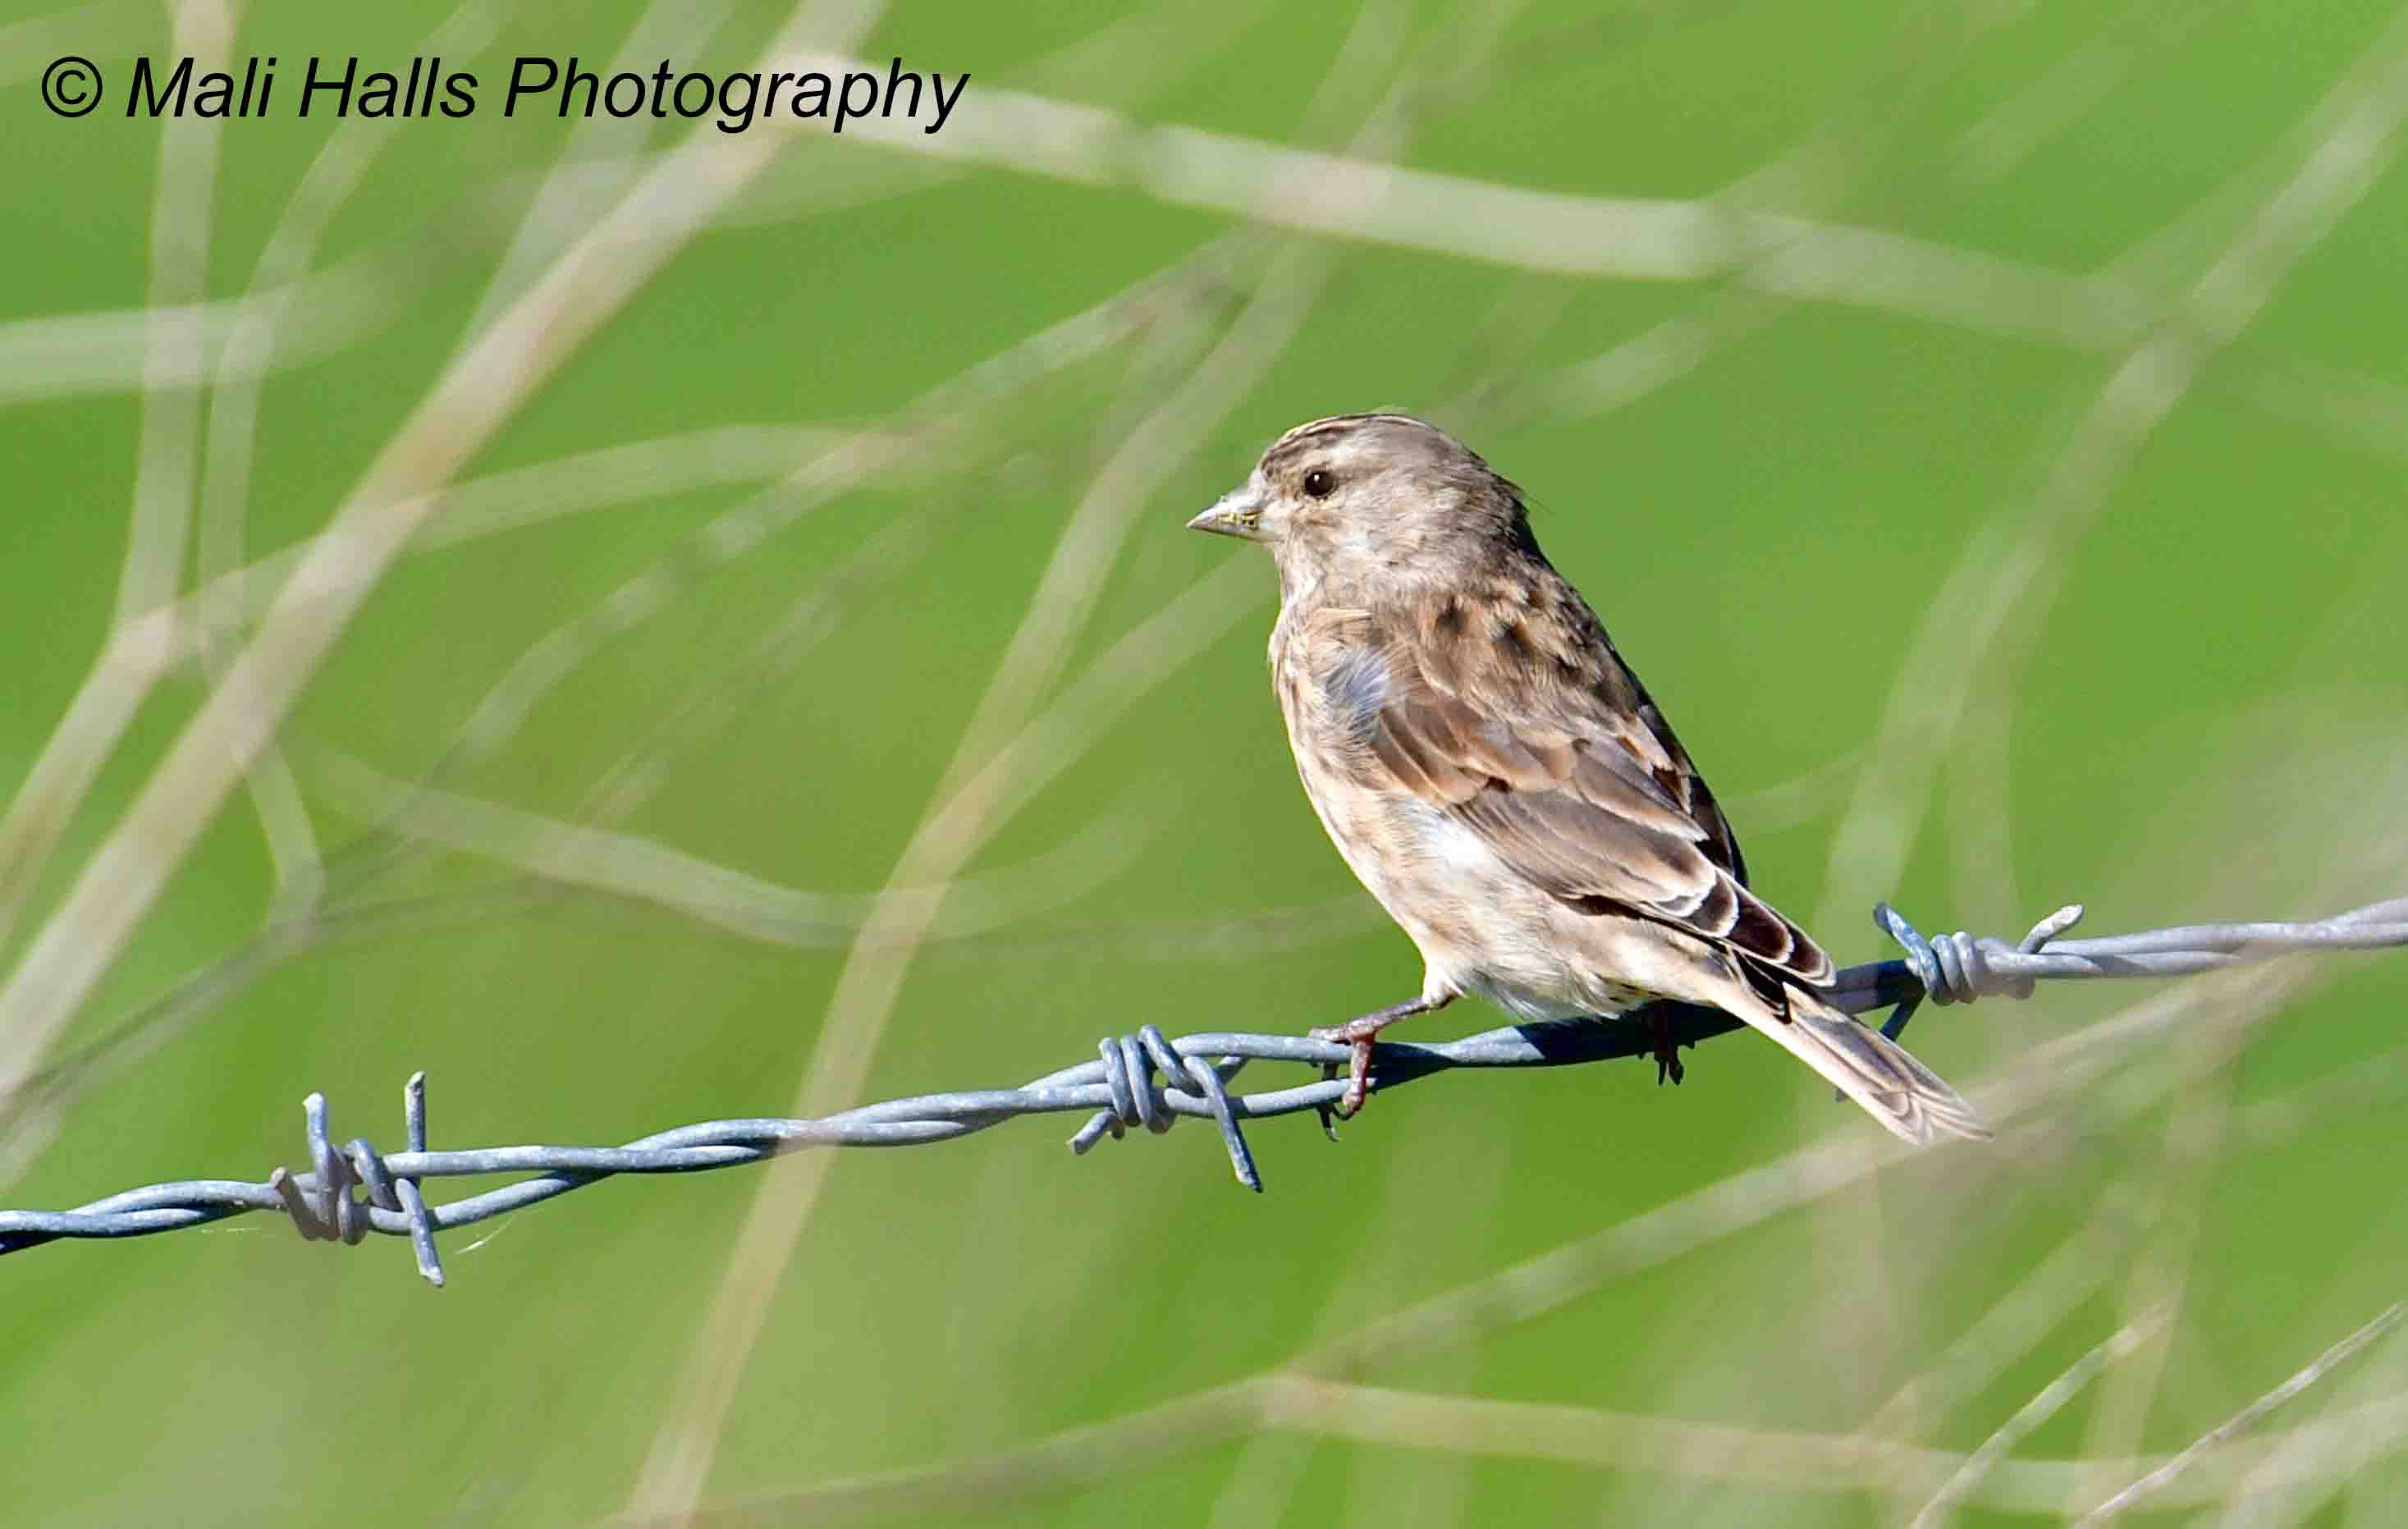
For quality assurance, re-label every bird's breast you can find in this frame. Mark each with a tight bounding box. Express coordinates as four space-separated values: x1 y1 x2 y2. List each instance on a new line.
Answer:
1267 610 1654 1020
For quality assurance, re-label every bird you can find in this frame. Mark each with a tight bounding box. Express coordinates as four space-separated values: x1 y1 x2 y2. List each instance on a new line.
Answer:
1186 413 1989 1147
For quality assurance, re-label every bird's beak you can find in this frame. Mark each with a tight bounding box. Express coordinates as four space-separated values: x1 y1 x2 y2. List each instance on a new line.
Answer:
1186 487 1266 542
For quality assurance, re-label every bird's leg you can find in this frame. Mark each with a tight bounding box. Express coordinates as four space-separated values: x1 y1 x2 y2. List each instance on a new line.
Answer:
1309 993 1453 1124
1646 1007 1686 1087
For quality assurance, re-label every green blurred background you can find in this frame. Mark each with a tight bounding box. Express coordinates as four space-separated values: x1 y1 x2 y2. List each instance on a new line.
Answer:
7 0 2408 1522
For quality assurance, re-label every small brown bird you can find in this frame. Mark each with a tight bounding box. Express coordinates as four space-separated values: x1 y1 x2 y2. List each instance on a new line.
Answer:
1188 414 1988 1146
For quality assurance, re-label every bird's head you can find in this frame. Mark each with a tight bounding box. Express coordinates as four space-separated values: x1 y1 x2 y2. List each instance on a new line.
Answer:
1187 414 1529 591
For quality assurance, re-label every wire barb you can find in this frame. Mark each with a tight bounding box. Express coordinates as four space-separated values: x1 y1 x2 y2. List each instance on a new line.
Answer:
2 896 2402 1284
1067 1024 1260 1191
1870 900 2086 1043
261 1082 446 1280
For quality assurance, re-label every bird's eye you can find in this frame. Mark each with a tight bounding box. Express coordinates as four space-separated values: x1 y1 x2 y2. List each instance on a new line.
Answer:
1302 469 1335 499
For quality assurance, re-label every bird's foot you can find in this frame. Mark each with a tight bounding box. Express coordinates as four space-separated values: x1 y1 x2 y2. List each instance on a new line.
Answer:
1647 1009 1686 1087
1306 995 1452 1136
1307 1019 1380 1125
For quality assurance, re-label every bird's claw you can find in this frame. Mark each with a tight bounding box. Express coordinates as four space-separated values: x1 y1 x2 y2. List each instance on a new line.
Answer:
1316 1063 1344 1140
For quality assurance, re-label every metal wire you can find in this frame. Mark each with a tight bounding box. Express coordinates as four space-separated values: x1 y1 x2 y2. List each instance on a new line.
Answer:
3 896 2402 1288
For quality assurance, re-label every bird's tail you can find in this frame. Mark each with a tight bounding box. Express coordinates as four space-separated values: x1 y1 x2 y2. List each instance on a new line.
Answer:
1759 982 1992 1146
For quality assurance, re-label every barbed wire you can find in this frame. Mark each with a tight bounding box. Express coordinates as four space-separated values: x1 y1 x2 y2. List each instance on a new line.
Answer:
2 895 2401 1288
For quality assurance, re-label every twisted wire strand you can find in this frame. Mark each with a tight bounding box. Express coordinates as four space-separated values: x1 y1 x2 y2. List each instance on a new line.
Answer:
3 896 2401 1288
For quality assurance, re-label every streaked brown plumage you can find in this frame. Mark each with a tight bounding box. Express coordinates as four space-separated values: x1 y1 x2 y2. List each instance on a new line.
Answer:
1188 413 1988 1146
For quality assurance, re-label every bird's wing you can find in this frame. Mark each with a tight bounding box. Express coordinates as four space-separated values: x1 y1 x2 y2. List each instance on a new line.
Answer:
1353 591 1834 990
1590 633 1751 890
